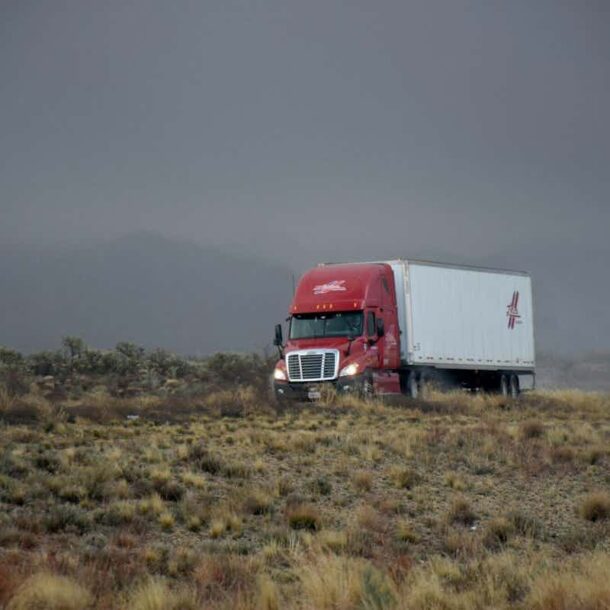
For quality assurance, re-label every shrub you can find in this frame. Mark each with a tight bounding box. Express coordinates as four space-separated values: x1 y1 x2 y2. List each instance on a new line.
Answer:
483 517 514 549
100 501 137 526
299 555 395 610
126 577 198 610
7 573 91 610
395 519 419 544
193 554 257 598
352 470 373 492
154 480 184 502
181 471 206 489
222 461 251 479
257 575 280 610
158 512 175 530
286 504 321 531
444 472 468 491
318 529 348 553
579 492 610 522
190 447 223 475
44 505 91 533
520 420 545 440
34 451 61 474
447 497 477 526
208 512 242 538
526 551 610 610
389 466 420 489
244 490 273 515
550 446 575 464
308 476 332 496
507 510 544 539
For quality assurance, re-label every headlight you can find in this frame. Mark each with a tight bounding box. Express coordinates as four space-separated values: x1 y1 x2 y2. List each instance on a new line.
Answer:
339 363 359 377
273 367 287 381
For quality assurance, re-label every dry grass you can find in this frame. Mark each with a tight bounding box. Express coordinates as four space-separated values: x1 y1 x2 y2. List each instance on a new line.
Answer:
579 492 610 522
0 389 607 609
7 573 92 610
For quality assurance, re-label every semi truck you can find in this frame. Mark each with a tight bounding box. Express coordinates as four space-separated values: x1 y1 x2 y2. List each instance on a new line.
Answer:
272 260 535 401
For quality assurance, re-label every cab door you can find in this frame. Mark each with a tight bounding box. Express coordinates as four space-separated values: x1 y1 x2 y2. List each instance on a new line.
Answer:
379 273 400 369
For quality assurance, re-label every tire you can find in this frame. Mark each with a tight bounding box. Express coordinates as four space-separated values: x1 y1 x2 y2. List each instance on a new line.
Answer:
499 374 509 397
360 373 375 401
509 374 520 399
408 371 419 399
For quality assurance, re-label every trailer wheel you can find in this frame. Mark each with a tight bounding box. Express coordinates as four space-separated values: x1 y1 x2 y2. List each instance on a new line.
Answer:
408 372 419 399
499 374 509 397
509 374 520 399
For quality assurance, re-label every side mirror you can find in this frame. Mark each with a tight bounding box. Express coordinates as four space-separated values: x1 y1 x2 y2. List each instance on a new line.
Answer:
273 324 283 347
376 318 385 338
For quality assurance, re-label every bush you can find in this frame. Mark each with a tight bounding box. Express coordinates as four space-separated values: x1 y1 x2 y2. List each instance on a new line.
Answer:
44 505 91 534
483 517 514 549
447 497 477 526
389 466 420 489
520 420 545 440
244 490 273 515
353 470 373 492
286 504 321 531
7 573 92 610
507 509 544 539
579 492 610 522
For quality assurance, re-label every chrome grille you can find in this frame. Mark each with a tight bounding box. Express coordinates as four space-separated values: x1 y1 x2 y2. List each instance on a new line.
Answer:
286 350 339 382
323 352 336 377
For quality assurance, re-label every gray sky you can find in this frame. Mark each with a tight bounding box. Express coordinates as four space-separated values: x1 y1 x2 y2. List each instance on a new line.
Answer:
1 0 609 270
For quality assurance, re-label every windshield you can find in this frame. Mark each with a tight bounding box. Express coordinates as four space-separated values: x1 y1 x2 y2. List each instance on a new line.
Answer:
289 312 363 340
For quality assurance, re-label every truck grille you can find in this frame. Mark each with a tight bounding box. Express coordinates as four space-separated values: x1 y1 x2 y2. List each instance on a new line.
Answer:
286 350 339 382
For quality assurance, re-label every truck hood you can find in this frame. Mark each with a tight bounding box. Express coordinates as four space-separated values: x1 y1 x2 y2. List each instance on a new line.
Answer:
284 337 360 356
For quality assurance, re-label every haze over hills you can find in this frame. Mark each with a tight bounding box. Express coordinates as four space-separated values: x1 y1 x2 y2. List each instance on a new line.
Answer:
0 233 293 355
0 233 608 378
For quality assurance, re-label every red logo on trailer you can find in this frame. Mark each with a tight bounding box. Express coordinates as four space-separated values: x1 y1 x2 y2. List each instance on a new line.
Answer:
506 291 521 329
313 280 347 295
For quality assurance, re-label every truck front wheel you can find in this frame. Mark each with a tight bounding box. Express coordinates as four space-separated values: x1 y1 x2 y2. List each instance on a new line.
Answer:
360 373 375 401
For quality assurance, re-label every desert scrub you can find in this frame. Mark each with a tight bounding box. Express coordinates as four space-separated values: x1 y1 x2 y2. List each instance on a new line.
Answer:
395 519 419 544
483 517 514 549
352 470 373 492
443 471 468 491
389 465 420 489
299 555 395 610
285 503 321 531
208 512 242 538
7 573 92 610
181 471 205 489
520 419 545 440
244 489 274 515
579 492 610 522
158 511 175 530
0 387 607 608
125 577 198 610
526 551 610 610
447 497 477 526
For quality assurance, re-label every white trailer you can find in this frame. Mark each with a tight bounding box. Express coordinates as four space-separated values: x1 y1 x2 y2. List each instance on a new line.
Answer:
386 260 535 396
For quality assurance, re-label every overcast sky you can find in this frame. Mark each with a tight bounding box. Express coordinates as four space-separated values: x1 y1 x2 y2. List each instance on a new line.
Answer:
1 0 609 269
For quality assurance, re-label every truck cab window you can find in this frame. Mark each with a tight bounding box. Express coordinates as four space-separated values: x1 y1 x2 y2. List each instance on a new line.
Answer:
289 312 363 339
367 312 376 337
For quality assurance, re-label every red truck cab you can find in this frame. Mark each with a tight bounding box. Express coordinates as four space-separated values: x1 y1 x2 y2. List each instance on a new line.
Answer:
272 263 402 401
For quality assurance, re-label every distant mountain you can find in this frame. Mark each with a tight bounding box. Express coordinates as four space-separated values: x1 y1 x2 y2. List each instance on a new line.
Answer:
0 233 294 354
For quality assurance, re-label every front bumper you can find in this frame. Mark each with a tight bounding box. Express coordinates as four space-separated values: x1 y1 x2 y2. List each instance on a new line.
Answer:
273 375 365 402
